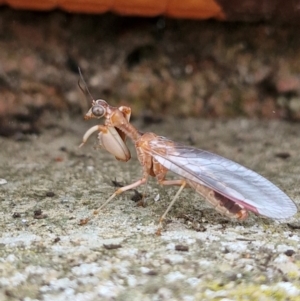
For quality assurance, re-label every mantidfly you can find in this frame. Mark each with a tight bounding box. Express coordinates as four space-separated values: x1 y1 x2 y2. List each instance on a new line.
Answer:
78 71 297 233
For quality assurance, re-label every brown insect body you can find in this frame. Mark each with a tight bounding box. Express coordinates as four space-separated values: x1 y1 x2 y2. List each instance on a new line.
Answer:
80 100 250 228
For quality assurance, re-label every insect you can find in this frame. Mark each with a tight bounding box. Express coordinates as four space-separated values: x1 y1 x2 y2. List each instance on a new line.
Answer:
78 75 297 232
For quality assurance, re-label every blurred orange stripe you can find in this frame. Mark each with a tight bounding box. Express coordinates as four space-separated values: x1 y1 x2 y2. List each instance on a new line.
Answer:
0 0 225 19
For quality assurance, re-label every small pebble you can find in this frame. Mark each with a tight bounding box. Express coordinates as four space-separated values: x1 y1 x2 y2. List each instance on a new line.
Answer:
0 178 7 185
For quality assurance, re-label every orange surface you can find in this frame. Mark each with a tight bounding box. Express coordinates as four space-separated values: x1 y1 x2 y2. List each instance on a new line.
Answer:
0 0 225 19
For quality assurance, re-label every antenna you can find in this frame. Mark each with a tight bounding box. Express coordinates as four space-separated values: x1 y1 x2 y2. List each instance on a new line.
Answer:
78 67 94 101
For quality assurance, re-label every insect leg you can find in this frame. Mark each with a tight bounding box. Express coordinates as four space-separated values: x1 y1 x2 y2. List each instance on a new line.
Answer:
94 177 148 214
151 159 189 231
80 125 131 161
79 125 106 147
137 178 149 206
159 180 187 222
154 179 187 234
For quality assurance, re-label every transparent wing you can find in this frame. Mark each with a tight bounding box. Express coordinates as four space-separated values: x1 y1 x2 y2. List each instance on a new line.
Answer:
148 136 297 219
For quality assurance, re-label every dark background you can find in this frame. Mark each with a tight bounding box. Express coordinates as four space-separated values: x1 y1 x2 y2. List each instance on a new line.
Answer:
1 6 300 137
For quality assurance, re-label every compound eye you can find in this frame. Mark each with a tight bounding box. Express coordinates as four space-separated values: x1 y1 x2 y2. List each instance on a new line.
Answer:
92 105 105 117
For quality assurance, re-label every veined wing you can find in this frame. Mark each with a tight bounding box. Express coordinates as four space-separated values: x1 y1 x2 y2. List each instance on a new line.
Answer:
148 136 297 219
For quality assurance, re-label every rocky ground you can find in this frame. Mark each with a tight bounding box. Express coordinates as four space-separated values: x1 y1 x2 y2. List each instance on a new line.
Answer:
1 6 300 301
0 116 299 300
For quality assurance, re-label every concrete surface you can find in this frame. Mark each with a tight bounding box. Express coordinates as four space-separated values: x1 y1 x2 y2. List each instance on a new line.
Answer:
0 115 299 301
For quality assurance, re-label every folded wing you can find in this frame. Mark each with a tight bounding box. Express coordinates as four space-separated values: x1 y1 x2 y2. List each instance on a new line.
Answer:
148 136 297 219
